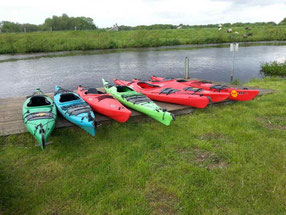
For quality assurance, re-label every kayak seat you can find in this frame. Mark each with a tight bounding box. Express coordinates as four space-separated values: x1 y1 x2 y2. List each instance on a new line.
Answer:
27 96 51 107
137 82 160 89
60 93 80 102
117 86 134 93
86 88 99 94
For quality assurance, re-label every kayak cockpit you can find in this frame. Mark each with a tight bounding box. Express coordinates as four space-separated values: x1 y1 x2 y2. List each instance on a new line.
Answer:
116 86 134 92
27 96 51 107
59 93 80 103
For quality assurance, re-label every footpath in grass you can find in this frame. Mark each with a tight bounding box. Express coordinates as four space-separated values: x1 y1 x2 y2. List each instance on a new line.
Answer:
0 78 285 214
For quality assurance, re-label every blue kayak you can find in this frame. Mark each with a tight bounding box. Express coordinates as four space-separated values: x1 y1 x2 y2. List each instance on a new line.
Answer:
54 86 96 136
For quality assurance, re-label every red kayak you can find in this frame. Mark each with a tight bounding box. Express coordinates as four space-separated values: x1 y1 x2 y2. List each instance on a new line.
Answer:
135 79 229 102
151 76 259 101
113 79 210 109
77 86 132 123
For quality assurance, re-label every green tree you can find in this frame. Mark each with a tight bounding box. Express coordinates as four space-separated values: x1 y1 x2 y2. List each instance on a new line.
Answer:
0 21 21 32
43 14 96 31
21 24 39 32
279 17 286 25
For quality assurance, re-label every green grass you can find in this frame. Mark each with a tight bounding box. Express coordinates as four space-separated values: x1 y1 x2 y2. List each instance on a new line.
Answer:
0 26 286 54
260 61 286 77
1 78 286 214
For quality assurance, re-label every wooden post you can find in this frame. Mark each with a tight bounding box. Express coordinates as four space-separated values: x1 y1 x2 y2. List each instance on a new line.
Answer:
185 57 189 79
231 49 234 82
230 43 239 82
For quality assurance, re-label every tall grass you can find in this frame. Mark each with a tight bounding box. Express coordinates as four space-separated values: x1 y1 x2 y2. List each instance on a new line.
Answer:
260 61 286 77
0 26 285 54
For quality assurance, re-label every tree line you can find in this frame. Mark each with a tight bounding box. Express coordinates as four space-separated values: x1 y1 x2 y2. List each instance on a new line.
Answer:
0 14 285 33
118 18 286 31
0 14 97 33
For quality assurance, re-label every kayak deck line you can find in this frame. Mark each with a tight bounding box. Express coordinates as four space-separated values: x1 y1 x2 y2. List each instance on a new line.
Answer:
0 82 274 136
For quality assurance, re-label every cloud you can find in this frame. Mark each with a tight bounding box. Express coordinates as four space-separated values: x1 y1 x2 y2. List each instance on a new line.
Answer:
0 0 285 27
215 0 284 6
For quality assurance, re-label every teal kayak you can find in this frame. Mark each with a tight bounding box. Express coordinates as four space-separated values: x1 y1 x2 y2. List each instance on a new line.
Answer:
54 86 97 136
22 89 57 150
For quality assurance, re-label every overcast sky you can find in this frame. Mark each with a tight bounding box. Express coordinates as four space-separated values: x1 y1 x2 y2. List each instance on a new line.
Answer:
0 0 285 27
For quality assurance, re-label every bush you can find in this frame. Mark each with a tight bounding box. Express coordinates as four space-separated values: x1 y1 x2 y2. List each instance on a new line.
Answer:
260 61 286 77
231 78 241 85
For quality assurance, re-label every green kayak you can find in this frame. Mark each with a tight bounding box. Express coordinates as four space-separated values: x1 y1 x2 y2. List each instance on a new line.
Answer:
102 79 174 126
22 89 57 150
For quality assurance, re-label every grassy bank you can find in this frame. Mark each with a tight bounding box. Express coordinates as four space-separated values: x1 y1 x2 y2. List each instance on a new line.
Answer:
1 78 285 214
261 61 286 77
0 26 286 54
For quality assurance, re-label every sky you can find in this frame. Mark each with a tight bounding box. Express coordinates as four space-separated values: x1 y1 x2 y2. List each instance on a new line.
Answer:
0 0 285 27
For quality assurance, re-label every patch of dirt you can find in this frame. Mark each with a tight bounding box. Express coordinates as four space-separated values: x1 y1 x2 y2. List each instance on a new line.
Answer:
177 147 228 170
192 149 228 170
207 161 228 170
146 185 178 215
258 116 286 130
193 149 211 162
151 203 177 215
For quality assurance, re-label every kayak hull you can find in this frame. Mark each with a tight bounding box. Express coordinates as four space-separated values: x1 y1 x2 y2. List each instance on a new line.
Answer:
54 86 96 136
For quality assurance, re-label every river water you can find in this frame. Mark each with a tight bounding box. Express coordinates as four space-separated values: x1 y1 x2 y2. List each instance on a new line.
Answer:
0 44 285 98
